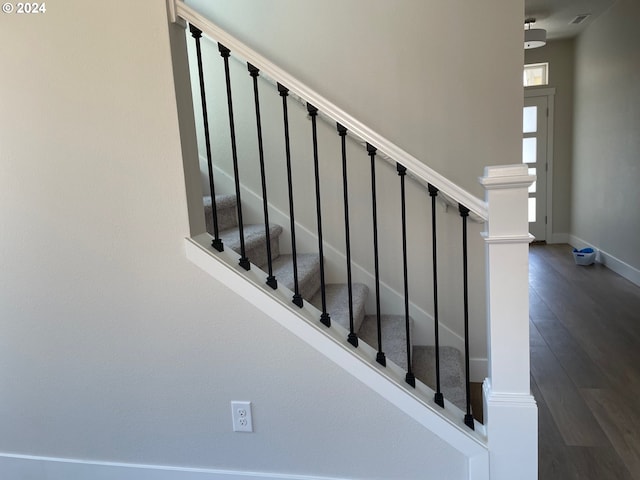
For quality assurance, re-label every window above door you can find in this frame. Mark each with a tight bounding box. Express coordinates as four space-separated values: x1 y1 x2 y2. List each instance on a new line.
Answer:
524 63 549 87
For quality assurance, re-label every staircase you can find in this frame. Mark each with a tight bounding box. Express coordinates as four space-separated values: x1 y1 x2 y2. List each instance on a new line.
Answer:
206 193 467 410
171 1 538 478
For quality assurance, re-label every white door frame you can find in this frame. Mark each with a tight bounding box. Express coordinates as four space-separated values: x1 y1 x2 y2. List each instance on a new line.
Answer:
524 87 555 243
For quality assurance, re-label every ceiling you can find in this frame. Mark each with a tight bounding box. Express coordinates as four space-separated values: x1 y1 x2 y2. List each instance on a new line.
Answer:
525 0 617 40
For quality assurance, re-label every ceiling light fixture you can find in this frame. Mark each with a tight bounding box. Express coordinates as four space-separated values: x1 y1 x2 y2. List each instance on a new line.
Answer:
524 18 546 49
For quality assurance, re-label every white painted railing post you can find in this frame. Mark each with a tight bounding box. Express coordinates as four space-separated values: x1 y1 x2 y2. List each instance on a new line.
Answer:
479 164 537 480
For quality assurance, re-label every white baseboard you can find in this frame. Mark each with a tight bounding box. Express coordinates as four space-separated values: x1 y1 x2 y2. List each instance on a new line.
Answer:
0 453 348 480
569 235 640 287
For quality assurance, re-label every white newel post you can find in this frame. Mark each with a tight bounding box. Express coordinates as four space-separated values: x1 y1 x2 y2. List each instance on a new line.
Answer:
479 164 538 480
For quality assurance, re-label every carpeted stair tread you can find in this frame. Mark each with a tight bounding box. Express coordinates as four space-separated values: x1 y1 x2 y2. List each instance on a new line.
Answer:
412 346 466 411
310 283 368 332
272 254 321 301
204 194 238 233
358 315 412 371
219 224 282 269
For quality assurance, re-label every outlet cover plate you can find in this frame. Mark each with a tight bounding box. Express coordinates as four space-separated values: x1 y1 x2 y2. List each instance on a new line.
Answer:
231 401 253 432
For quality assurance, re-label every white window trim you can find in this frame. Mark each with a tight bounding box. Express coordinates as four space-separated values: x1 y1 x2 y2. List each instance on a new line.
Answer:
524 62 549 87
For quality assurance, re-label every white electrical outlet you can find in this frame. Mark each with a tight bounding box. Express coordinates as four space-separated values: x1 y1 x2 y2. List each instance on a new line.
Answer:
231 401 253 432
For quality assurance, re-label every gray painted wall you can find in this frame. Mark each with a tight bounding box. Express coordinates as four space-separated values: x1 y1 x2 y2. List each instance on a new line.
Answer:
572 0 640 271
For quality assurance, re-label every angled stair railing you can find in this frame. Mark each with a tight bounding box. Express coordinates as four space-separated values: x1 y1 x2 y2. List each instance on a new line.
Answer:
169 2 537 478
182 3 483 425
188 22 478 426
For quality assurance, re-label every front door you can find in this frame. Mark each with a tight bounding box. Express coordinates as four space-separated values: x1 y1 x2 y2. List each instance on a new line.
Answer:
523 96 548 241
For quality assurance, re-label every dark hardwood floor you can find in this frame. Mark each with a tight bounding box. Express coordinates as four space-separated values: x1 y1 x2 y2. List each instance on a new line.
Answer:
530 244 640 479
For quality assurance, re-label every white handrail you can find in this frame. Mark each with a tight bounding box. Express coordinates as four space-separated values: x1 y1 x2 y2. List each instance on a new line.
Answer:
172 0 488 220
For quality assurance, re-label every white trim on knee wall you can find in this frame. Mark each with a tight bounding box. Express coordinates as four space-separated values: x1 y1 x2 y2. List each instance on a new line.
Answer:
0 453 350 480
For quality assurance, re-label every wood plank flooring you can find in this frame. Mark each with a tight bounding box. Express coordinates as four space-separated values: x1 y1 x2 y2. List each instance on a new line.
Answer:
530 244 640 479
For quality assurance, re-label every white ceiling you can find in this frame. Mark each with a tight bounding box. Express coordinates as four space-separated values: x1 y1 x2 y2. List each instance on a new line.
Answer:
525 0 617 40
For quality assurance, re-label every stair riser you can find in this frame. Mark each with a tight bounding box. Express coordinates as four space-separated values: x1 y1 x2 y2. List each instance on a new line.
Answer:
205 203 238 232
352 299 366 333
299 268 320 301
272 254 321 303
245 234 280 270
358 315 414 372
311 284 368 333
218 230 280 270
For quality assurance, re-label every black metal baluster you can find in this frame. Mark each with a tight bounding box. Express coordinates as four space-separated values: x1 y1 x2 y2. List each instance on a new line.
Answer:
189 25 223 252
307 103 330 328
429 184 444 408
398 164 415 387
459 204 474 430
368 143 386 367
278 84 303 308
218 43 250 270
248 63 276 289
338 124 357 347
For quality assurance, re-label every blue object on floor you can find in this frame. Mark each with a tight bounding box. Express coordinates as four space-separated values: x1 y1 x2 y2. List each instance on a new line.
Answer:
572 247 596 265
